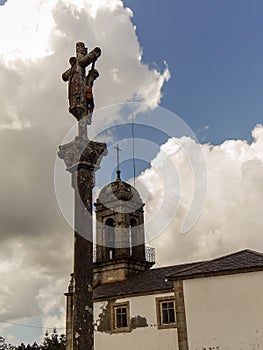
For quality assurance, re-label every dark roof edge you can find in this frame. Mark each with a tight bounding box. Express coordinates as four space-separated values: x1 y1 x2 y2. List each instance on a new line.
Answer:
169 266 263 281
94 288 173 302
167 249 263 281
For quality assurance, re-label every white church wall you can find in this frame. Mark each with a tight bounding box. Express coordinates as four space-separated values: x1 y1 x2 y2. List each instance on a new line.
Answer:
94 292 178 350
183 271 263 350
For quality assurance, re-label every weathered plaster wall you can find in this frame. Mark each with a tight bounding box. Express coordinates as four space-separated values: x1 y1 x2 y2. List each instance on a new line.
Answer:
183 271 263 350
94 293 178 350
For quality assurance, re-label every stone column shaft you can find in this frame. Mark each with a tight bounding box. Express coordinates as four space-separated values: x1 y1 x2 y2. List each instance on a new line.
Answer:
72 168 94 350
58 138 107 350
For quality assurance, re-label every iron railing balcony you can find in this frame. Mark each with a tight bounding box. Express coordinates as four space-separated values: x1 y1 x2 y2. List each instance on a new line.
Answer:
93 245 155 264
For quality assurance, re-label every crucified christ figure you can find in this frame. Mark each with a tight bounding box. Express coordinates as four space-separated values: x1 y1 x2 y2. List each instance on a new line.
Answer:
62 42 101 138
85 63 99 125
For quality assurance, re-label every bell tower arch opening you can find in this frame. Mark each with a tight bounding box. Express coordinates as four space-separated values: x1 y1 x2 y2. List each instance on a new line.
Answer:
104 218 115 259
94 172 155 284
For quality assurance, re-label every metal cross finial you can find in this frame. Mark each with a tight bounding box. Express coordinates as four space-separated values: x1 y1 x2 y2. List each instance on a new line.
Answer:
114 144 122 179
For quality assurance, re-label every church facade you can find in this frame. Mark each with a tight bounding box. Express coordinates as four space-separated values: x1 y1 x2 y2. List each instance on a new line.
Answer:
65 172 263 350
93 248 263 350
170 249 263 350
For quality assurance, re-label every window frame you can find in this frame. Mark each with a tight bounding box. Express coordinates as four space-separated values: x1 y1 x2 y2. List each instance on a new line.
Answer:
156 296 177 329
111 301 131 333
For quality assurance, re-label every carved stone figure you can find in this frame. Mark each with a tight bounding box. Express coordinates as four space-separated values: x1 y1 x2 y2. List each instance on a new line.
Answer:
62 42 101 122
85 66 99 124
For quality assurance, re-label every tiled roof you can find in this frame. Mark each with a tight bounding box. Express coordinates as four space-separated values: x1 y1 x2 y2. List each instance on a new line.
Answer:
94 262 199 301
94 250 263 300
168 249 263 280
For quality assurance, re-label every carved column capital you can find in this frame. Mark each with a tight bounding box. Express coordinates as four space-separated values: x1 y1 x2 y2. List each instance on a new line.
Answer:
58 137 107 174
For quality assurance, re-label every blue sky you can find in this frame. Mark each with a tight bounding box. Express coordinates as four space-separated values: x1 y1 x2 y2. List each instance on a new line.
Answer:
124 0 263 144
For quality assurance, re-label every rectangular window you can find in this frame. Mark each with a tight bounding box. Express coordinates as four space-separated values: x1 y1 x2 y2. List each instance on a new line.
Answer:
115 306 128 328
111 302 130 332
161 301 175 324
156 297 176 329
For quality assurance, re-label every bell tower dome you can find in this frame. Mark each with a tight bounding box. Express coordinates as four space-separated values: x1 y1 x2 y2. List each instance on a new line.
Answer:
93 170 155 284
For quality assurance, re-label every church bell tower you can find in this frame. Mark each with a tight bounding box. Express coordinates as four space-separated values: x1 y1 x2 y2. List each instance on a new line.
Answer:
93 170 155 284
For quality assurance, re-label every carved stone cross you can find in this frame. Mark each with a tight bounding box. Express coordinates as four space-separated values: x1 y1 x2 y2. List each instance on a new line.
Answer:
62 42 101 137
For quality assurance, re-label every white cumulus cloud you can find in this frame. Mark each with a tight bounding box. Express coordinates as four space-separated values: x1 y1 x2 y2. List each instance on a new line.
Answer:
0 0 169 343
142 125 263 266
